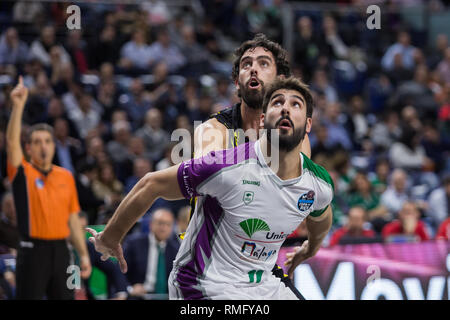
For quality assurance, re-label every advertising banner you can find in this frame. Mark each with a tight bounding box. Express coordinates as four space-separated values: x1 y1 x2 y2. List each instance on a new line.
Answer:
277 240 450 300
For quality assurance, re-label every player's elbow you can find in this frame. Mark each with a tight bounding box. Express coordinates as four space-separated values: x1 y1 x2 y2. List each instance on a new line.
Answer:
140 172 163 198
141 172 156 190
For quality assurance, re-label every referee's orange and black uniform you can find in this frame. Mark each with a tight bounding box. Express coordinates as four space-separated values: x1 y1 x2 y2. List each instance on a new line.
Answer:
7 157 80 299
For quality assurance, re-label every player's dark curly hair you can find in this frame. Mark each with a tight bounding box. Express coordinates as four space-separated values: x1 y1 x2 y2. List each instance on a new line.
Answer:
262 77 314 118
231 33 290 82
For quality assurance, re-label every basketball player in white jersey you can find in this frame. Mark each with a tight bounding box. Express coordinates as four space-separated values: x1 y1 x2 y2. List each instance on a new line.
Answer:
87 77 333 299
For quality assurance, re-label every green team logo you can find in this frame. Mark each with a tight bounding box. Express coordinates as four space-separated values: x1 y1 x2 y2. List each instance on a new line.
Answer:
243 191 254 205
239 218 270 238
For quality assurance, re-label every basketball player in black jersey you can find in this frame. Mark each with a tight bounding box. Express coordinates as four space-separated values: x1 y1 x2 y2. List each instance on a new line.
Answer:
189 34 310 299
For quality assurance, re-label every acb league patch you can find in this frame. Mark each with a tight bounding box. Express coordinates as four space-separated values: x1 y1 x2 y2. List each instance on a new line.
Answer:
297 191 315 212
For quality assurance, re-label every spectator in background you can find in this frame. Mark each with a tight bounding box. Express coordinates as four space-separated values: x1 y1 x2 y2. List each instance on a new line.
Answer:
45 96 79 138
140 0 171 26
106 120 132 167
88 24 121 70
381 30 416 72
125 157 153 194
380 168 409 217
385 52 414 86
393 65 438 118
318 13 349 61
348 171 389 232
75 160 104 225
426 175 450 228
371 110 402 152
329 206 376 246
427 33 448 70
311 69 338 103
436 47 450 84
119 78 151 130
23 71 54 124
311 123 342 160
0 27 29 70
400 105 422 131
293 16 320 82
136 108 169 163
346 95 369 148
322 102 353 150
369 158 391 195
96 79 120 124
64 30 89 74
64 89 102 139
436 217 450 240
84 135 106 167
148 27 186 74
214 76 233 108
29 25 71 68
382 201 430 242
421 122 449 173
155 142 178 171
119 29 152 72
0 192 19 254
190 91 214 123
91 162 123 206
127 136 151 163
366 73 394 114
123 208 179 298
389 125 428 172
52 117 82 174
50 55 74 96
178 25 212 77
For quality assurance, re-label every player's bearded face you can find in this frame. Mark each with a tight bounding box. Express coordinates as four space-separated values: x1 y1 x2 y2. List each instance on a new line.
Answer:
238 77 266 110
264 115 307 152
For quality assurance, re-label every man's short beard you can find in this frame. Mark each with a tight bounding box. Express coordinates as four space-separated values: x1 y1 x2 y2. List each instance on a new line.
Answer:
238 81 265 110
264 117 306 152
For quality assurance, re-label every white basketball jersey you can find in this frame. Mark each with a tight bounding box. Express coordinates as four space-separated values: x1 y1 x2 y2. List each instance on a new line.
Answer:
170 140 333 299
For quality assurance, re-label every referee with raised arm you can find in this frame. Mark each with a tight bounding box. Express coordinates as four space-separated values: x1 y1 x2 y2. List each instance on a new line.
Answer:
6 77 91 299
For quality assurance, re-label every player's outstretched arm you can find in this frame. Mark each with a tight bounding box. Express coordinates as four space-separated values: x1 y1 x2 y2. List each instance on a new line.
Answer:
87 164 184 273
285 206 333 279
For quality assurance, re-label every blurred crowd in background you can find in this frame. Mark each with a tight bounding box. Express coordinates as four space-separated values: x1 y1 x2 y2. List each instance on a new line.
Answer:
0 0 449 299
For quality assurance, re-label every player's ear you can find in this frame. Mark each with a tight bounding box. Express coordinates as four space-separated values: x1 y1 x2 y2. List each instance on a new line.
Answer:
306 117 312 134
259 113 265 129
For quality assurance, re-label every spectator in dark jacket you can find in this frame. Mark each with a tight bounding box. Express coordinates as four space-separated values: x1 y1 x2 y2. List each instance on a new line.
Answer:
123 208 179 298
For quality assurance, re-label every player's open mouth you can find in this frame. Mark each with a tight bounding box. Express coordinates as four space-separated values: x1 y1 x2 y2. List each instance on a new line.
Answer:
248 77 261 89
277 118 292 130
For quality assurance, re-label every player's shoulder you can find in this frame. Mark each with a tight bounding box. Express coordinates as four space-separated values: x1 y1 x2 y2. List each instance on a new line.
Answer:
195 117 227 133
209 106 234 129
301 152 334 191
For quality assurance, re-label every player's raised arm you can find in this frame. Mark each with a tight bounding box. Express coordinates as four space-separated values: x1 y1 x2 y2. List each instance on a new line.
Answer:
6 76 28 167
87 164 184 273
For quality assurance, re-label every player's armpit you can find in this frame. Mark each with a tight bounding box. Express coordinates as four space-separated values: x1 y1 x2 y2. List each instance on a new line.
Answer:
193 118 227 157
308 205 332 222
